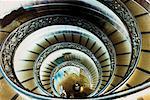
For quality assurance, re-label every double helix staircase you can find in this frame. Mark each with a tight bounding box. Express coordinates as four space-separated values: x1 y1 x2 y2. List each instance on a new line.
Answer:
0 0 149 99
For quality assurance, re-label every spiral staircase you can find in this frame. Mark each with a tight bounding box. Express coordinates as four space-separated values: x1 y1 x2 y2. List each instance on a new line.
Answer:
0 0 149 99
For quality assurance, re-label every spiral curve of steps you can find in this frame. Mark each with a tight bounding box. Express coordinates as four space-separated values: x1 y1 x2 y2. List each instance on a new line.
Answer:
0 0 150 99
